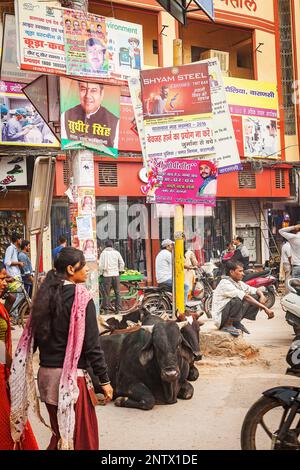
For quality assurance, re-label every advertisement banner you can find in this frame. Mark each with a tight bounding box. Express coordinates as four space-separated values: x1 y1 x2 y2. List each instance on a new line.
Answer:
0 155 27 187
106 18 143 78
15 0 66 75
128 77 147 163
60 77 120 156
200 58 241 173
195 0 215 20
142 158 217 206
119 95 142 152
78 187 96 216
140 63 214 160
224 77 279 159
0 14 39 84
63 10 109 78
0 81 59 147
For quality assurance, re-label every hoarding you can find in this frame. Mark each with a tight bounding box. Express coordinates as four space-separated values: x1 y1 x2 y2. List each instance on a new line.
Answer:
0 156 27 187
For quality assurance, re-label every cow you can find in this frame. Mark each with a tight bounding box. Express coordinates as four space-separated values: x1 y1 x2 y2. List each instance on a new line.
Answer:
99 320 195 410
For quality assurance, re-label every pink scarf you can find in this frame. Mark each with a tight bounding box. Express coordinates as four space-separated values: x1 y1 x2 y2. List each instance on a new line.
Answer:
10 284 92 450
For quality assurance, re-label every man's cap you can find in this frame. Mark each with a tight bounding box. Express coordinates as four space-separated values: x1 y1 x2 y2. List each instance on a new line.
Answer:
161 239 174 248
15 108 27 116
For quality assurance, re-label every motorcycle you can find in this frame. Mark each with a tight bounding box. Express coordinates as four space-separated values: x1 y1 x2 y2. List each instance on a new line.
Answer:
243 268 278 309
241 337 300 450
141 284 203 316
281 278 300 335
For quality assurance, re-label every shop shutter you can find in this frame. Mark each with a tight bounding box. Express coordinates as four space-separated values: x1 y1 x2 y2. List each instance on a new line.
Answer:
98 162 118 187
238 166 256 189
235 200 260 227
275 169 286 189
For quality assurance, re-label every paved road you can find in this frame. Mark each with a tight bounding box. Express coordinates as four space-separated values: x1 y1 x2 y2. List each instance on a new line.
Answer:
13 298 298 450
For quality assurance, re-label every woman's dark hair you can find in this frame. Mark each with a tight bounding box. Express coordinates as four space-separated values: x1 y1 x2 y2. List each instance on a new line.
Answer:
31 247 86 342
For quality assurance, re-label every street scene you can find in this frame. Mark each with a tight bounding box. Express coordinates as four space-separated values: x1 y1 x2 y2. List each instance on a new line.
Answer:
1 0 300 455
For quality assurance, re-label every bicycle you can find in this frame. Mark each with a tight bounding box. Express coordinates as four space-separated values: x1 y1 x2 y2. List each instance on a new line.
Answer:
4 278 31 328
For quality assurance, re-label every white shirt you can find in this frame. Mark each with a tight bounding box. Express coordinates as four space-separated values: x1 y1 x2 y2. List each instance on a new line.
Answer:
99 247 125 277
156 249 172 284
281 242 291 265
4 243 21 277
212 277 257 328
279 227 300 266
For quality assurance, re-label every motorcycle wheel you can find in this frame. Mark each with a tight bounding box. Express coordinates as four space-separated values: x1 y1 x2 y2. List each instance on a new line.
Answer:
241 396 300 450
264 290 276 309
142 294 171 316
203 295 213 319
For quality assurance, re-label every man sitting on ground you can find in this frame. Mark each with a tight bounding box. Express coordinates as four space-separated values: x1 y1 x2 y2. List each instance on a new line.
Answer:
212 260 274 337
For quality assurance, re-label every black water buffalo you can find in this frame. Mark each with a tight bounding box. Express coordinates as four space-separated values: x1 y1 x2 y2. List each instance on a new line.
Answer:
100 321 194 410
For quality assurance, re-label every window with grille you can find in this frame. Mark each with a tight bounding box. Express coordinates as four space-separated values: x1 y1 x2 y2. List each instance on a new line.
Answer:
238 167 256 189
278 0 296 136
275 169 286 189
98 162 118 187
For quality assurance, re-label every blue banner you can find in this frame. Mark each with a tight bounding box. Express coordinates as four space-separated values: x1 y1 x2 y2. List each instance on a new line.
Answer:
194 0 215 21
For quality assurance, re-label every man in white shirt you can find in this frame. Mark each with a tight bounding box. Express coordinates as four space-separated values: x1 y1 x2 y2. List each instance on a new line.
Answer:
212 260 274 337
281 241 292 292
155 239 189 306
99 239 125 314
4 232 24 278
279 225 300 278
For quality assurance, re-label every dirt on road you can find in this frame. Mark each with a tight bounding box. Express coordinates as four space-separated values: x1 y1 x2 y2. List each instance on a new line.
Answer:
13 299 298 450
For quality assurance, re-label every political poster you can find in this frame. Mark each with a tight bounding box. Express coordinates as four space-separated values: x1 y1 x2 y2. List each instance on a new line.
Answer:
142 158 218 206
224 77 279 159
0 81 59 147
106 18 143 78
63 10 109 78
0 14 39 84
15 0 66 75
60 77 120 156
199 58 241 173
140 63 214 160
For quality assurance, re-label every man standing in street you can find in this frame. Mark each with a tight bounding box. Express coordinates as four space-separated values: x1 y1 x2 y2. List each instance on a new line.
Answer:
155 239 190 307
279 224 300 278
281 240 292 292
99 239 125 314
18 240 34 297
212 261 274 337
52 235 67 261
231 236 250 270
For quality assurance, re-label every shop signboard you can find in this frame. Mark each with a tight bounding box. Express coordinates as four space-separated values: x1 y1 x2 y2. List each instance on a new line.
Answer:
0 81 60 147
0 155 27 187
224 77 279 159
106 18 143 78
63 10 109 79
0 14 39 84
15 0 66 75
142 157 218 206
60 77 120 156
140 63 214 161
194 1 215 21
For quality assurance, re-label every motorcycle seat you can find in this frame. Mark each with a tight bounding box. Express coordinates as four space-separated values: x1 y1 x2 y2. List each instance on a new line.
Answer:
243 270 270 282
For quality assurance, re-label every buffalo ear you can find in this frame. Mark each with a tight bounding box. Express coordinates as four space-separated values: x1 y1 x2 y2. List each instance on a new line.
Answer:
139 335 154 366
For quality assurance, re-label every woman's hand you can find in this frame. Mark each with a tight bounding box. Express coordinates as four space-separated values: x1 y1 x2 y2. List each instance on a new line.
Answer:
101 383 113 403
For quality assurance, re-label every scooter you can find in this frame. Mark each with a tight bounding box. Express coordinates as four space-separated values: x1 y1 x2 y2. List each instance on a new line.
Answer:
243 268 278 309
281 278 300 335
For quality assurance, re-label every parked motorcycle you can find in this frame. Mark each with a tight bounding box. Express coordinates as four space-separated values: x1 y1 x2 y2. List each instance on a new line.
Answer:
241 338 300 450
243 268 278 309
140 284 203 316
281 278 300 335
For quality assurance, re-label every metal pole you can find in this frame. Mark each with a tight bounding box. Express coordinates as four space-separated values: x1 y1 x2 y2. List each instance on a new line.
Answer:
173 39 185 320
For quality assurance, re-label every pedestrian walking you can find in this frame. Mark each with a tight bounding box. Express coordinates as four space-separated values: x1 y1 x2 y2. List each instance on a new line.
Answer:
99 239 125 314
279 224 300 278
280 240 292 293
18 240 34 297
184 248 198 299
10 248 113 450
212 261 274 337
52 235 67 261
0 262 38 450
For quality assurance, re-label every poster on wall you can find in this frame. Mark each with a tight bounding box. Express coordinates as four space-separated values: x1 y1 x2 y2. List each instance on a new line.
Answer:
142 158 218 207
0 14 39 84
140 63 214 161
119 95 142 152
60 77 120 156
224 77 279 159
15 0 66 75
0 155 27 187
128 76 147 163
106 18 143 78
63 10 109 78
78 187 96 216
76 215 93 240
0 81 60 147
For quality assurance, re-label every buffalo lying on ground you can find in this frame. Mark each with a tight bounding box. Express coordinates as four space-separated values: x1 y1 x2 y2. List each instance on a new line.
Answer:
100 320 195 410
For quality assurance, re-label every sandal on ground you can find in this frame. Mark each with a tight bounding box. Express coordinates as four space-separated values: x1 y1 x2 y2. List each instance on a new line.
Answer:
221 326 241 337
